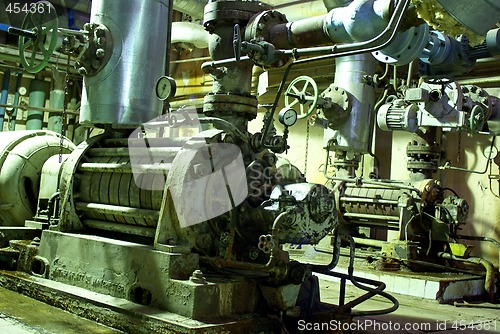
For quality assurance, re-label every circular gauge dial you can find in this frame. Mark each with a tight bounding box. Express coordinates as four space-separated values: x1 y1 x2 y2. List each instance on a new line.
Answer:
278 107 298 126
155 76 176 101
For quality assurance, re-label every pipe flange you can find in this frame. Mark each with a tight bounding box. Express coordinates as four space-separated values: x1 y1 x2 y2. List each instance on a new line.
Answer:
321 85 351 129
407 160 438 173
203 94 258 118
372 24 429 66
245 10 287 42
203 1 271 33
406 141 440 158
76 23 112 76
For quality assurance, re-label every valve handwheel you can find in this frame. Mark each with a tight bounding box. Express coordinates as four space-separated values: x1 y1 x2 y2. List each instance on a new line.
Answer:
18 1 58 73
284 76 319 119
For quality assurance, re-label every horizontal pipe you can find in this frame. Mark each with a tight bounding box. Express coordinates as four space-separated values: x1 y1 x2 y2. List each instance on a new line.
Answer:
87 147 180 157
0 103 80 115
82 219 156 238
75 202 159 220
346 220 399 230
352 237 386 248
105 137 189 147
343 212 399 221
78 163 171 174
340 197 398 205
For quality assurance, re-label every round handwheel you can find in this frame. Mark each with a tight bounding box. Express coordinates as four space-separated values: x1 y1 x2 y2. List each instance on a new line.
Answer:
284 76 319 119
18 1 58 73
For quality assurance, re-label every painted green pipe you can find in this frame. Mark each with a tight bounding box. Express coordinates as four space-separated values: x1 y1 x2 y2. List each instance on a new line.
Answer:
26 78 46 130
0 69 10 131
48 89 64 133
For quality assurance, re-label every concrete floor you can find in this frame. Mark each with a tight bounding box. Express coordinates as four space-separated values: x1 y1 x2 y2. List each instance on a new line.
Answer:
0 276 498 334
0 286 123 334
318 276 500 334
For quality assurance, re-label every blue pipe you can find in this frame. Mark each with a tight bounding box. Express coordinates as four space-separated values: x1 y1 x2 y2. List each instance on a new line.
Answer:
0 69 10 132
0 24 10 32
10 72 23 131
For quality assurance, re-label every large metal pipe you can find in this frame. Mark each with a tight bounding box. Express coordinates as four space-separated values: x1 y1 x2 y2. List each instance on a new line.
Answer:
0 69 10 131
26 78 46 130
48 69 64 133
325 54 376 153
80 0 170 128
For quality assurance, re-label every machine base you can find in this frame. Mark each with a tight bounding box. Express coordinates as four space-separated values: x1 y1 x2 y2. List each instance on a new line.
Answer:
0 271 281 334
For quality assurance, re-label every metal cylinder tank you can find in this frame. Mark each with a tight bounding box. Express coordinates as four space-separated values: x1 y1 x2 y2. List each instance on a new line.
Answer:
80 0 170 128
325 54 376 153
0 131 75 226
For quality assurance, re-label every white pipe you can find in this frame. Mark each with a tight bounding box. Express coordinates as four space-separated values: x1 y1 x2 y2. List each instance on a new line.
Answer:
171 22 209 48
275 1 329 21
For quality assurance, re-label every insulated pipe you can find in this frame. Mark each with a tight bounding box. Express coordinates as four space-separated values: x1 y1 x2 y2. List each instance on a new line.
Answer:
80 0 170 128
326 54 376 153
9 71 22 131
26 78 46 130
0 69 10 131
268 0 394 49
171 22 209 48
48 68 64 133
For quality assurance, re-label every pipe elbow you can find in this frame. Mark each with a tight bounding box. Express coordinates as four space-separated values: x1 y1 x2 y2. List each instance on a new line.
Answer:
324 0 394 43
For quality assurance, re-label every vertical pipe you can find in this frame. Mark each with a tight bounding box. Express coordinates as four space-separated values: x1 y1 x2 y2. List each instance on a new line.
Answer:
48 69 64 133
0 69 10 131
325 54 376 153
66 96 77 141
26 77 46 130
80 0 169 127
9 71 23 131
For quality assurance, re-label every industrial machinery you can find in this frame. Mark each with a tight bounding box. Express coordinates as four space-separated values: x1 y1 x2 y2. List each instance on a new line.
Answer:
0 0 499 332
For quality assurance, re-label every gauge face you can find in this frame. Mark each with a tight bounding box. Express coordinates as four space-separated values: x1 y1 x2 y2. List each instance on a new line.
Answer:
278 107 298 126
155 76 176 101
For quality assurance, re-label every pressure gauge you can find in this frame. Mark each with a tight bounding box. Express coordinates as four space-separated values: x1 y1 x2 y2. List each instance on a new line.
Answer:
155 76 176 101
278 107 298 127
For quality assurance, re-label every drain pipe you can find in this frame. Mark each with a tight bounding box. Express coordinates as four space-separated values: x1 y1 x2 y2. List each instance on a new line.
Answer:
0 69 10 131
26 77 47 130
438 252 496 303
9 71 22 131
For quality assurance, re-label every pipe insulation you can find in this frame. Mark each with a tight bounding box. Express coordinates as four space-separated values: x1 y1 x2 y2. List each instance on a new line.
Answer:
171 22 209 48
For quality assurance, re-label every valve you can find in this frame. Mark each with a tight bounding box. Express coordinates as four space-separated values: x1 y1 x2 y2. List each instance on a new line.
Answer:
284 76 319 119
16 1 58 73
